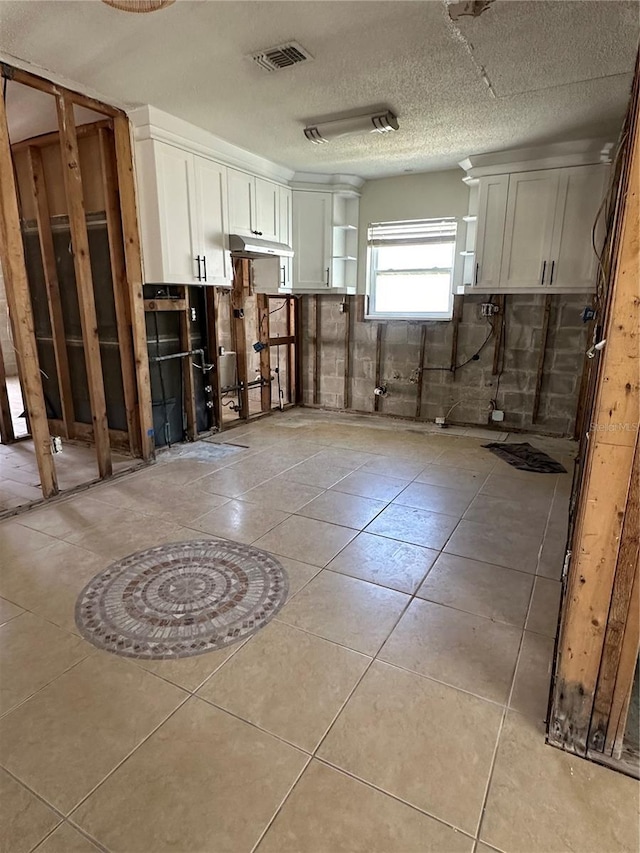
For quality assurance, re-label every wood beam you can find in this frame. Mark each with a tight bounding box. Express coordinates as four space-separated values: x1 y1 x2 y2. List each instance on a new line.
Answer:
313 295 320 406
294 296 303 406
256 293 271 412
343 297 351 410
56 95 112 478
416 324 428 419
231 259 249 418
1 63 119 117
0 339 15 444
492 295 505 375
450 294 463 378
112 114 154 461
532 294 552 423
144 299 187 312
374 323 384 413
205 287 222 431
26 145 75 438
179 288 197 440
11 120 111 153
0 86 57 495
549 71 640 755
286 297 294 405
97 127 139 454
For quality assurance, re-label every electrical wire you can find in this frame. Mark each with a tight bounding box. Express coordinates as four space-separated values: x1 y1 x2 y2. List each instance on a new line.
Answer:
421 319 495 372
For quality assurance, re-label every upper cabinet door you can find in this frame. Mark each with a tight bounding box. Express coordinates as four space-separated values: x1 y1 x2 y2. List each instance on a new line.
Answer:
227 168 254 236
500 170 561 289
548 164 609 290
154 143 198 283
278 185 292 246
292 191 332 289
475 175 509 289
254 178 279 242
192 157 230 285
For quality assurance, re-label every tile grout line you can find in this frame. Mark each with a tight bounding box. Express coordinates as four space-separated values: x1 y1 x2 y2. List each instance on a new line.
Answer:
471 473 561 848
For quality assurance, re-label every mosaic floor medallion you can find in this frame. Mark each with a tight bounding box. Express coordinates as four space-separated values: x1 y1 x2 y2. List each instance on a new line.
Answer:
75 540 289 660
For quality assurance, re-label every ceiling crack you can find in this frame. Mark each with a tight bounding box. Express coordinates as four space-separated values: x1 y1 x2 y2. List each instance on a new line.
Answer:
441 0 497 99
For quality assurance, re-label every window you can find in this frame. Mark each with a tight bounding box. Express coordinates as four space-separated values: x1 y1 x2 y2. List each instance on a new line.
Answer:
366 218 458 320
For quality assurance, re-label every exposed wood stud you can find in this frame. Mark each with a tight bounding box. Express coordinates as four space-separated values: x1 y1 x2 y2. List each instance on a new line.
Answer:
532 293 552 423
256 293 271 412
294 296 303 406
343 297 351 410
415 324 428 419
0 87 58 496
450 294 464 378
98 127 140 455
608 566 639 758
0 340 15 444
56 95 112 479
492 294 505 375
26 145 75 438
144 299 187 312
205 287 222 432
11 120 112 153
113 113 155 461
374 323 384 413
1 64 119 117
231 259 249 419
178 288 197 440
287 296 295 405
549 62 640 756
313 295 321 406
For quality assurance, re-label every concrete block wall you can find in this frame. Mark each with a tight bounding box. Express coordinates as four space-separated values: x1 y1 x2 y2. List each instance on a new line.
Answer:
0 268 18 376
300 292 591 436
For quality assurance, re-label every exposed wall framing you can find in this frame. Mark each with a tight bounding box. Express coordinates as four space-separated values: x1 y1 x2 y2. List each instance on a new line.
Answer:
0 62 154 504
548 55 640 774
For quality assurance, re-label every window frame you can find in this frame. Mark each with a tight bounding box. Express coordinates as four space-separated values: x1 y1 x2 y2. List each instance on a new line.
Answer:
364 218 462 321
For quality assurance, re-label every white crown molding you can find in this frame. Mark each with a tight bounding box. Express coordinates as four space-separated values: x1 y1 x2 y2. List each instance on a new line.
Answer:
459 138 614 178
291 172 365 189
129 105 295 184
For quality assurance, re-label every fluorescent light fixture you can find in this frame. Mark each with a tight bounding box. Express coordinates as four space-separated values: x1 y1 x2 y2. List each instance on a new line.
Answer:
304 111 399 144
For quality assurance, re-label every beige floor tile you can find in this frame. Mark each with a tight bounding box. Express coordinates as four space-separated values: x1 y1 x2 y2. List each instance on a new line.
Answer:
140 457 235 486
276 555 322 597
537 531 567 580
297 490 387 530
416 553 534 627
137 642 247 693
65 512 188 560
510 631 555 724
90 478 229 525
444 519 543 573
0 613 89 717
365 503 459 550
195 465 274 498
481 712 639 853
434 448 496 473
394 481 475 518
16 497 130 541
310 448 377 469
414 464 490 493
331 470 408 502
277 570 409 655
0 521 59 562
188 499 289 544
254 515 357 567
480 472 556 502
318 661 502 834
258 760 474 853
0 540 111 636
526 577 562 637
463 493 550 537
0 654 185 813
34 823 101 852
239 477 323 512
199 621 369 751
72 697 307 853
0 768 61 853
0 596 23 626
281 458 353 489
380 599 522 704
326 532 438 594
361 456 424 480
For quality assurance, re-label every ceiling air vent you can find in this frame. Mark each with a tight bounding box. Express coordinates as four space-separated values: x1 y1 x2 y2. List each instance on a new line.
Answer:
249 42 313 73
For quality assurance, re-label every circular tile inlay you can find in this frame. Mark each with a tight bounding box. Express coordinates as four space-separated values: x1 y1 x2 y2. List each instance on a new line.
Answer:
75 540 289 660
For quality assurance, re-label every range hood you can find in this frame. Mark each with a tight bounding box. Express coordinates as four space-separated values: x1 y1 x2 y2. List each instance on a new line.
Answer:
229 234 294 259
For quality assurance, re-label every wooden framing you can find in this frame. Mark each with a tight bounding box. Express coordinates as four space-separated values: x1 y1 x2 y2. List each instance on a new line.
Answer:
549 60 640 762
230 259 249 418
178 287 197 440
56 95 112 478
26 145 75 438
0 85 58 496
450 294 463 377
532 293 552 423
492 295 506 375
294 296 303 406
206 287 222 430
374 323 384 413
343 297 351 410
98 126 140 454
415 324 428 419
313 295 321 405
256 293 271 412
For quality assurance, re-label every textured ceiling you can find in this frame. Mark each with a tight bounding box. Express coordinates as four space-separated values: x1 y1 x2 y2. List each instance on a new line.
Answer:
0 0 637 179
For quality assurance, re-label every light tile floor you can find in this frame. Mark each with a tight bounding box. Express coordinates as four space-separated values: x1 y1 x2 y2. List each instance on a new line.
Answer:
0 410 637 853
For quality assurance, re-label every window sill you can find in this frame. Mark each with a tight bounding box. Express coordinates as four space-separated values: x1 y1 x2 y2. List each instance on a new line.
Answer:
364 314 453 322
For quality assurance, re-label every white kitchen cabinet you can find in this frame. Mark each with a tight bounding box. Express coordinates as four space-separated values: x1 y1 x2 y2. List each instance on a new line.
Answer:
135 139 230 286
227 169 280 242
292 191 333 289
278 186 293 290
474 174 508 290
469 164 607 293
291 189 359 292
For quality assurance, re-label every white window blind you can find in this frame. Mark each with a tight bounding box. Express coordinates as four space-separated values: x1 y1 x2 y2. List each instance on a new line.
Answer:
366 218 458 320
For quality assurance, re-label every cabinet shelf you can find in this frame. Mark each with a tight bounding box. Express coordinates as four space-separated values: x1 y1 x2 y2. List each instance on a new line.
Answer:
334 224 357 230
333 255 357 261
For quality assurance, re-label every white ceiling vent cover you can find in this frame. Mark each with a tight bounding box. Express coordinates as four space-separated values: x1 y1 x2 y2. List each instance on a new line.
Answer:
249 42 313 73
